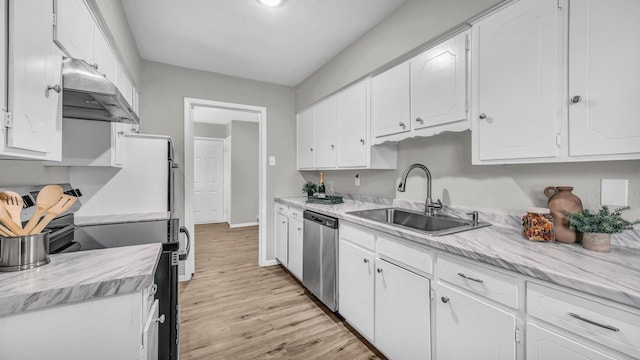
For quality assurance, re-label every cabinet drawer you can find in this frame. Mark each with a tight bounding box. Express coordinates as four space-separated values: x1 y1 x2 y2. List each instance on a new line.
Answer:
288 206 303 221
340 223 375 251
436 255 518 309
377 234 433 275
275 202 288 215
527 282 640 358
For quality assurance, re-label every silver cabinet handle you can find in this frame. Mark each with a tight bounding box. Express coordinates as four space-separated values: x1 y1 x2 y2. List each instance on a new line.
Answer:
399 122 406 129
441 296 450 303
571 95 582 104
363 259 369 264
458 272 484 283
568 313 620 332
416 117 424 125
47 84 61 93
376 268 383 273
360 139 365 145
478 113 487 120
155 314 166 324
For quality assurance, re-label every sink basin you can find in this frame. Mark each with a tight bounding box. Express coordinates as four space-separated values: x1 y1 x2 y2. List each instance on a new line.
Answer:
346 208 491 236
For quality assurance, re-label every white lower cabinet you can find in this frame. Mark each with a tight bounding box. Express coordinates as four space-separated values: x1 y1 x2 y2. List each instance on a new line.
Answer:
526 323 618 360
435 283 516 360
274 203 304 278
338 237 375 342
287 216 303 280
375 259 431 360
275 211 288 267
0 287 158 360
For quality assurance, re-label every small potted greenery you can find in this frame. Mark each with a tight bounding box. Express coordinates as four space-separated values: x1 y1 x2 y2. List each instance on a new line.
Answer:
302 181 317 197
562 206 639 252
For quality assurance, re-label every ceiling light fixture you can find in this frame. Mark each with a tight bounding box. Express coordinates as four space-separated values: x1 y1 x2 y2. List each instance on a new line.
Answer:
257 0 283 7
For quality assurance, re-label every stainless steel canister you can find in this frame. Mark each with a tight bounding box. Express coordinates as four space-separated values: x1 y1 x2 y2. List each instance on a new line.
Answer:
0 231 51 272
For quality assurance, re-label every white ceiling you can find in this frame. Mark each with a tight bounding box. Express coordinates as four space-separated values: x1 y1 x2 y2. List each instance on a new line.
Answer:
120 0 408 86
193 107 260 125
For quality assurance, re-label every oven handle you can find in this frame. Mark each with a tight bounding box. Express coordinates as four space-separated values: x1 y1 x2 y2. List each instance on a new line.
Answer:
178 226 190 261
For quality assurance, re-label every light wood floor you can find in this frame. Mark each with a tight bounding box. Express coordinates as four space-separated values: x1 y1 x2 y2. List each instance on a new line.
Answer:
178 223 384 360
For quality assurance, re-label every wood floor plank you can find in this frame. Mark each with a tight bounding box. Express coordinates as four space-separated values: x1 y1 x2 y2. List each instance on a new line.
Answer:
179 223 384 359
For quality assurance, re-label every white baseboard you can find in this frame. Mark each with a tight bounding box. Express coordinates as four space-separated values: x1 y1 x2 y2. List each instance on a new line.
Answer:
229 222 259 228
260 259 280 267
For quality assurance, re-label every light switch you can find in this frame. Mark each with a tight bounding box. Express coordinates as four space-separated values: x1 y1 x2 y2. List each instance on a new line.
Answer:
269 156 276 166
601 179 628 206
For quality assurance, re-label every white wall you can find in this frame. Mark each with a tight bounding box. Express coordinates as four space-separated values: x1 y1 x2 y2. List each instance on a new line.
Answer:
139 61 302 259
296 0 640 219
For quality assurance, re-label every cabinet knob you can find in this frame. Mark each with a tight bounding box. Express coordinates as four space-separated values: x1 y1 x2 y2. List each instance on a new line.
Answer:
415 117 424 125
360 139 365 145
441 296 450 303
155 314 166 324
478 113 487 120
91 63 99 70
570 95 582 104
309 148 313 152
398 122 406 129
363 258 369 264
47 84 61 94
331 144 335 150
376 268 383 273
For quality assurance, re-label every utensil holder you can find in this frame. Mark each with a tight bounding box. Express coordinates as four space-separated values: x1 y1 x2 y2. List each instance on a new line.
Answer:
0 231 51 272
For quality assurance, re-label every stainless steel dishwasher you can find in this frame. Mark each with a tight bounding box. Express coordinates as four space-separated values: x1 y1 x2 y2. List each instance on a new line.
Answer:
302 210 339 311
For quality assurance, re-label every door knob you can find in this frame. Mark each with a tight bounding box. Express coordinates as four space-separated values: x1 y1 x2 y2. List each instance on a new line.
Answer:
570 95 582 104
478 113 487 120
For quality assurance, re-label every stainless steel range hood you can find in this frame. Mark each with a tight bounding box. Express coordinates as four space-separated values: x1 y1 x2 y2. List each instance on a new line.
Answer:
62 57 139 124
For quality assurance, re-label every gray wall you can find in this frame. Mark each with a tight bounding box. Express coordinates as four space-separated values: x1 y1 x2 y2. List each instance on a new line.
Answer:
139 60 302 260
193 123 227 138
296 0 640 219
229 121 259 225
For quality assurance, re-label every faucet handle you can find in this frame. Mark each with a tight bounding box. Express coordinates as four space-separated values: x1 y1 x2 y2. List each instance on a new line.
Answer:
466 211 479 226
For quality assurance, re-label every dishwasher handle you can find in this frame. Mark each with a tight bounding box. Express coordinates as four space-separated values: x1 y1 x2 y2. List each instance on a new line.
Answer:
303 210 338 229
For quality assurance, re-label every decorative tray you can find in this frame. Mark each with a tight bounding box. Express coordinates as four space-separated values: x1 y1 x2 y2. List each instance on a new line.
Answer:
306 195 344 204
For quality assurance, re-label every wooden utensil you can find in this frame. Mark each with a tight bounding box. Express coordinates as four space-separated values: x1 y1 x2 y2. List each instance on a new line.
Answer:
23 185 63 235
30 195 77 235
0 191 24 229
0 224 16 237
0 202 24 236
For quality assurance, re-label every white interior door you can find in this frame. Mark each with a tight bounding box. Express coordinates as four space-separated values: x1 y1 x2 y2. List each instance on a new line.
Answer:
194 138 224 224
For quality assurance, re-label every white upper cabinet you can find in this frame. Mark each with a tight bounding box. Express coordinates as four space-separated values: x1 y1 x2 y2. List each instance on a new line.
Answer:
471 0 561 163
336 80 368 167
94 27 117 84
411 31 468 133
3 0 62 160
568 0 640 158
54 0 95 64
313 96 338 168
371 62 411 140
296 108 315 169
116 63 135 110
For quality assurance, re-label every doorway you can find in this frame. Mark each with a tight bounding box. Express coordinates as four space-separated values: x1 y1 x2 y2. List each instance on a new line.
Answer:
193 137 224 224
183 98 269 281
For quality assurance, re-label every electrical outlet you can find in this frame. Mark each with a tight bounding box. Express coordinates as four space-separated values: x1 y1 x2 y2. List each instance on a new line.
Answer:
601 179 628 206
355 174 360 186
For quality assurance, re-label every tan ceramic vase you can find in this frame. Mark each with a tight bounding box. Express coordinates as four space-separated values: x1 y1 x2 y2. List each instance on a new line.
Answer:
582 233 611 252
544 186 583 243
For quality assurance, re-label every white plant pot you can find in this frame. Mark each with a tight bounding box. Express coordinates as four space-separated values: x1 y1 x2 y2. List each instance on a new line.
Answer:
582 232 611 252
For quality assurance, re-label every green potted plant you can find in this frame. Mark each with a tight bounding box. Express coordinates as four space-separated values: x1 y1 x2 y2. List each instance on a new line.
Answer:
302 181 317 197
562 206 639 252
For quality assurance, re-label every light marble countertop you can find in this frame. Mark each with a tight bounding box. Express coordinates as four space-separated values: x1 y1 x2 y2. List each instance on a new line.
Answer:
277 196 640 309
0 243 161 317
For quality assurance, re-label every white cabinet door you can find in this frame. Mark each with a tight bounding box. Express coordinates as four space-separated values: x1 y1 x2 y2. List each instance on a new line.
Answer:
116 63 134 109
375 259 430 360
7 0 62 156
435 283 516 360
287 218 303 280
568 0 640 157
372 62 411 139
94 27 118 84
141 300 160 360
472 0 560 162
411 31 467 130
54 0 95 62
337 79 368 168
275 212 288 267
314 96 337 168
338 239 374 342
297 108 315 169
526 323 618 360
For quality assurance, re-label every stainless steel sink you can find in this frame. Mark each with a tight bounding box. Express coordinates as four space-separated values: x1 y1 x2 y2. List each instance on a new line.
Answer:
347 208 490 236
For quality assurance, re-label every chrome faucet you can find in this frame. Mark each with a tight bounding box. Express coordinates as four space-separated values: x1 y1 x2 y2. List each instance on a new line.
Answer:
397 163 442 216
